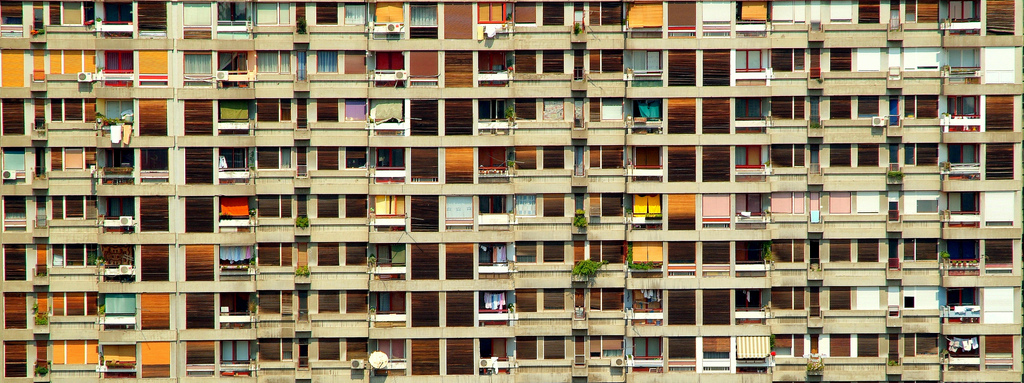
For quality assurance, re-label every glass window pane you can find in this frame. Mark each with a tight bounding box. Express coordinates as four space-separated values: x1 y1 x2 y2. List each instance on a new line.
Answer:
345 4 366 25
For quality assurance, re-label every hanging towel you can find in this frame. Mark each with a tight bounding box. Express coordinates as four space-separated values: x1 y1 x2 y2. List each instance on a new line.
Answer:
496 245 507 263
220 156 229 169
110 124 122 144
122 123 132 145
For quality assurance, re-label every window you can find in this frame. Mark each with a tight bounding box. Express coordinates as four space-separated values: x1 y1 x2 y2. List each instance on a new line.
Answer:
257 147 291 169
515 195 536 217
543 99 564 120
64 148 86 170
735 98 764 120
770 192 806 214
371 291 406 313
257 51 291 74
344 4 366 25
51 244 97 267
947 144 978 163
632 338 662 358
105 197 135 218
946 96 978 117
627 50 661 73
345 147 366 168
478 243 510 265
55 2 94 26
478 100 507 121
374 148 404 169
217 2 249 25
219 148 247 170
479 195 507 214
184 3 212 26
946 48 978 69
736 50 764 72
140 149 168 174
410 4 437 26
947 0 977 21
255 2 290 25
590 336 624 358
184 53 213 84
317 51 339 73
829 192 852 214
601 99 623 121
446 196 473 222
104 2 132 23
344 100 367 121
478 3 508 24
375 339 405 361
221 340 251 363
372 196 405 216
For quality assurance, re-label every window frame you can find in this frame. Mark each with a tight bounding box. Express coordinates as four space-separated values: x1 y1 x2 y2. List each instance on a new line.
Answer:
477 3 509 24
736 50 765 72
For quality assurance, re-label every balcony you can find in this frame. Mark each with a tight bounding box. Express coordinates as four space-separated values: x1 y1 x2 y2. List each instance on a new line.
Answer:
219 312 255 329
367 119 409 136
219 217 253 232
940 305 980 323
735 117 770 133
628 213 662 230
735 212 770 228
735 164 771 181
371 69 408 86
140 170 169 183
942 66 981 82
944 260 980 276
478 213 515 226
217 20 252 34
478 165 512 181
217 70 255 85
371 22 405 37
940 115 981 132
218 169 251 184
479 262 512 275
626 116 663 134
625 165 662 180
369 213 405 228
99 167 134 185
479 310 517 324
370 167 405 183
96 21 133 34
940 19 981 33
734 68 773 83
940 210 979 227
735 307 769 324
627 309 664 325
736 20 769 36
478 120 514 135
370 312 407 327
101 217 136 232
99 314 136 328
217 120 252 134
940 162 980 180
101 70 135 86
370 264 407 279
478 70 512 84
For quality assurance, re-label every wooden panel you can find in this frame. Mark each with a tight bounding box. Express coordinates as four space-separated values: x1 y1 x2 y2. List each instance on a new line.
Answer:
445 291 474 327
601 50 623 72
185 293 215 329
601 193 623 217
259 291 280 313
411 243 439 280
667 51 696 86
831 96 851 119
987 0 1015 34
543 288 564 310
542 146 564 169
410 147 438 181
598 241 623 263
411 339 440 375
140 293 170 329
985 335 1013 353
830 48 851 71
184 197 214 233
184 148 213 184
183 100 213 135
667 290 696 325
985 240 1013 264
186 341 215 365
916 143 938 165
444 99 472 136
601 146 623 169
667 98 696 134
667 146 696 182
445 147 473 184
702 242 730 264
4 341 26 377
444 243 473 280
543 194 564 218
138 99 167 136
345 243 367 266
702 50 730 86
667 194 696 230
667 242 696 264
829 239 851 262
516 289 536 312
4 293 26 329
985 95 1014 131
858 334 879 357
137 2 167 31
985 144 1014 180
446 338 474 374
317 147 339 170
514 51 536 74
1 99 25 136
701 98 730 134
444 3 472 39
601 289 623 311
139 197 169 232
702 146 730 182
346 291 367 313
772 288 793 310
140 245 168 281
444 52 473 88
916 0 938 23
771 145 793 167
916 95 938 118
411 292 439 327
543 336 565 360
857 0 879 23
830 287 851 310
857 144 879 167
345 195 365 218
410 100 439 136
515 99 536 120
830 144 851 167
410 196 439 232
542 50 563 73
3 244 24 282
319 339 340 360
702 290 730 325
185 244 214 281
601 2 622 25
317 243 339 266
258 339 280 361
857 239 878 263
668 337 696 359
772 49 793 72
542 2 563 25
256 99 279 122
318 291 339 313
315 3 338 24
830 334 851 357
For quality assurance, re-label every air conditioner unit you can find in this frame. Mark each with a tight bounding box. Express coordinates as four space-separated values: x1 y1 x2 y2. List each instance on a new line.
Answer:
118 216 134 226
386 23 400 32
77 72 94 82
611 357 626 367
117 265 133 275
393 70 407 80
479 359 495 368
888 164 901 172
215 71 230 81
350 359 366 369
871 116 886 127
1 170 16 180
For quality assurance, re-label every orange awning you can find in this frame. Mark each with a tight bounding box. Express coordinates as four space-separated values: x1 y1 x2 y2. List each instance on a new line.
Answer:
220 197 249 216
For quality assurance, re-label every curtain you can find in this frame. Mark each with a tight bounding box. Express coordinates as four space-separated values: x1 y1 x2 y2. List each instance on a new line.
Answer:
345 5 366 25
446 196 473 219
701 194 730 217
258 52 279 73
636 100 661 119
183 3 212 26
370 99 402 122
317 51 338 73
410 5 436 26
219 100 248 121
515 195 536 216
105 294 136 315
184 54 211 75
219 246 252 262
345 100 367 121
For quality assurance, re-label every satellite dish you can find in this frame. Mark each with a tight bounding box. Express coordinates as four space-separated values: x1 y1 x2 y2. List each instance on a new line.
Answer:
368 351 389 369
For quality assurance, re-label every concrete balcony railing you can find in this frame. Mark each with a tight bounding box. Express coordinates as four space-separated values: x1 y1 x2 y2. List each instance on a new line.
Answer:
370 312 407 327
940 305 980 323
940 115 982 132
368 213 405 228
217 120 253 134
96 21 133 34
219 313 255 329
479 262 514 275
218 169 251 184
478 70 513 83
479 213 516 226
940 162 980 180
940 19 981 33
940 210 979 227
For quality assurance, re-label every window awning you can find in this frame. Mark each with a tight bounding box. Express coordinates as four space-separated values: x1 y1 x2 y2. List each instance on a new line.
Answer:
740 2 769 21
219 100 249 121
220 197 249 217
375 3 403 23
632 242 663 263
628 3 663 28
736 336 770 359
103 345 137 363
370 99 403 122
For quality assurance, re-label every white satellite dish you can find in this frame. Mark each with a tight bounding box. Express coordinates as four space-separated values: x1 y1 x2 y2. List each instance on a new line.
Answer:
368 351 389 369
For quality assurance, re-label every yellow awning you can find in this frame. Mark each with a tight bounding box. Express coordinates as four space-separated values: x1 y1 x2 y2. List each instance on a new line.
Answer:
628 3 663 28
139 51 168 74
648 196 661 215
103 345 137 363
633 196 648 216
740 2 769 21
375 3 403 23
737 336 770 359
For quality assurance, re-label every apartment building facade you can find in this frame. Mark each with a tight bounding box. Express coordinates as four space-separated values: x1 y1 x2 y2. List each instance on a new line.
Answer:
0 0 1021 382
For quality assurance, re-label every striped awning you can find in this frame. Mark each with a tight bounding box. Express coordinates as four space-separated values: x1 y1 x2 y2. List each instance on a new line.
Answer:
736 336 770 359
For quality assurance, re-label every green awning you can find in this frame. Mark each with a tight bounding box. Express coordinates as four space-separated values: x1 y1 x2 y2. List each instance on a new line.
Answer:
219 100 249 121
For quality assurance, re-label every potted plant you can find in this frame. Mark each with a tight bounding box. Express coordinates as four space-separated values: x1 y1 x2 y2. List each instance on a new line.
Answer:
572 209 588 233
34 362 48 377
367 253 377 269
247 299 258 315
573 22 584 35
294 265 311 277
886 170 904 180
571 259 608 281
295 216 310 228
296 16 307 34
97 304 106 317
504 105 517 125
761 242 774 264
940 251 951 261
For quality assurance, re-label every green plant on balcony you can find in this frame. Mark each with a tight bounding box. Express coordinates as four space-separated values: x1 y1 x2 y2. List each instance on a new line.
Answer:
295 216 310 228
34 363 48 377
504 105 517 124
573 22 583 35
571 259 608 279
248 299 258 315
95 112 128 127
886 170 904 179
296 16 307 34
31 28 44 36
625 243 655 270
295 265 311 277
762 242 774 263
35 269 46 277
572 209 588 228
809 121 821 129
97 304 106 316
35 312 48 326
940 251 951 260
887 359 900 366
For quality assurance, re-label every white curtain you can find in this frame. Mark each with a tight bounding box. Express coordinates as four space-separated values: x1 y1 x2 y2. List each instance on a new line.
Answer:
410 5 436 26
184 54 212 74
183 3 212 26
515 195 536 216
446 196 473 219
344 4 366 25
